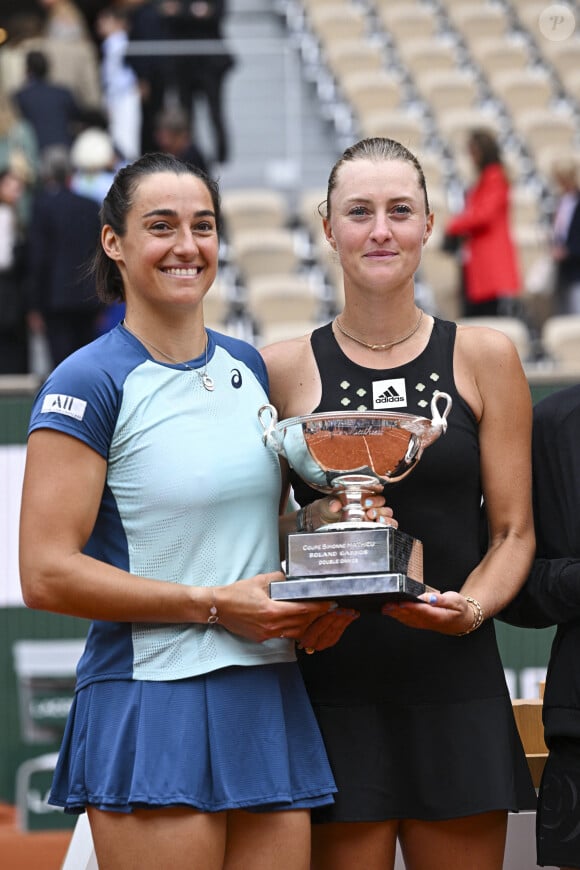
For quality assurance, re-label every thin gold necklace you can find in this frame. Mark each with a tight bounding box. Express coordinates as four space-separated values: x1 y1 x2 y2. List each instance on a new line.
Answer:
122 320 215 391
335 309 423 351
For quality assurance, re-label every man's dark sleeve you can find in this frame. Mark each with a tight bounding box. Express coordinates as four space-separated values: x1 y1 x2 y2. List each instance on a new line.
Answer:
499 557 580 627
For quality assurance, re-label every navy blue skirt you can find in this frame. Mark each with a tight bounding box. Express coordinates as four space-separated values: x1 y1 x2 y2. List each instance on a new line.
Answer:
49 663 336 814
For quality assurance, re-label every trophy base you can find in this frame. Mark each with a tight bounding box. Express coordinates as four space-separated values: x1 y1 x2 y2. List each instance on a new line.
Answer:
270 573 436 612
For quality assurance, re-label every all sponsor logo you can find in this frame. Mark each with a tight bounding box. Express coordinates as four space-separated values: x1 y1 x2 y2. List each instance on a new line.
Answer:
41 394 87 421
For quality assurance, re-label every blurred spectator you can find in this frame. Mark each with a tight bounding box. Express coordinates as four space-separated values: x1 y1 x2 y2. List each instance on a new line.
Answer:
25 145 103 369
0 168 28 374
18 0 104 112
0 12 45 97
153 105 209 173
444 128 522 317
95 5 141 161
36 0 91 41
162 0 235 165
0 88 39 224
125 0 173 154
69 126 117 203
12 49 83 153
549 155 580 316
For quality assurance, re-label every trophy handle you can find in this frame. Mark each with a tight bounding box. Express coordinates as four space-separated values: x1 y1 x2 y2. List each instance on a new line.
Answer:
431 390 452 434
258 403 285 454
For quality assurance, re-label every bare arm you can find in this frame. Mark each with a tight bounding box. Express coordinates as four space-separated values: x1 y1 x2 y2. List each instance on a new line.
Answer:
19 430 334 642
383 327 535 634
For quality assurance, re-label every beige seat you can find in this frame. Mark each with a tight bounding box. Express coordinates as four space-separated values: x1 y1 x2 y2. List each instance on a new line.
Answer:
398 39 459 77
230 228 301 284
419 248 462 321
449 5 510 42
489 69 554 119
307 3 368 47
358 111 424 152
245 274 322 326
417 150 449 192
514 224 551 289
324 38 386 82
515 2 555 40
510 184 544 230
257 319 322 348
469 37 532 75
539 37 580 81
513 109 577 160
437 108 502 157
221 189 289 239
415 69 479 116
425 186 451 247
297 188 327 240
541 315 580 368
377 6 438 42
438 0 481 10
340 70 403 121
558 66 580 103
457 316 532 362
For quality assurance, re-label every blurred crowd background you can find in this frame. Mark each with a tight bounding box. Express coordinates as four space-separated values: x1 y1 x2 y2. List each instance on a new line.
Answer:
1 0 580 378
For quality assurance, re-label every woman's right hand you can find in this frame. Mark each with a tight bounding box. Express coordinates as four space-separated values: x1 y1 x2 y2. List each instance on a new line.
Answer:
210 572 337 644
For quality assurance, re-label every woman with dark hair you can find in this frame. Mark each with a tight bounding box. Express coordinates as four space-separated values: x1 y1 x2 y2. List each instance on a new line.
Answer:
18 151 353 870
444 128 522 317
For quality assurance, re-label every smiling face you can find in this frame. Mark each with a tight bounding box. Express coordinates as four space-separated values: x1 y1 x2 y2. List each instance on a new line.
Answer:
323 157 433 297
101 171 219 314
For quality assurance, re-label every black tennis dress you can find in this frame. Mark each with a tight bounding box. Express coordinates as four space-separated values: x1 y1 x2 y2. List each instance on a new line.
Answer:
290 318 536 823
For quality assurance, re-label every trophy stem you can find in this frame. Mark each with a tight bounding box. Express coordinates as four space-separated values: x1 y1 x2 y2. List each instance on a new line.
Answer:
332 474 383 524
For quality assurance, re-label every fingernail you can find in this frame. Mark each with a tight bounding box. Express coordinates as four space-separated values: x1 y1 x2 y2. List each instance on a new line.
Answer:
364 498 373 507
378 515 386 524
429 594 437 604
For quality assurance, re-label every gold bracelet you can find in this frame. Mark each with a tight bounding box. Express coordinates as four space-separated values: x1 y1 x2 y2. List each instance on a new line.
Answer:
457 596 485 636
207 591 219 624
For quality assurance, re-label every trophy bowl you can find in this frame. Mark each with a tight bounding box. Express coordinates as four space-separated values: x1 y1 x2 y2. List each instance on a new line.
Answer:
259 391 452 609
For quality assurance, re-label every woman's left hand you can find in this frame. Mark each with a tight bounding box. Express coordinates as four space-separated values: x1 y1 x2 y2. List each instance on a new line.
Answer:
296 606 360 653
382 590 482 636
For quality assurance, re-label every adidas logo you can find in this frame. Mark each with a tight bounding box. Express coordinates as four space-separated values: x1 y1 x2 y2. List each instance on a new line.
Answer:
372 378 407 409
376 385 402 403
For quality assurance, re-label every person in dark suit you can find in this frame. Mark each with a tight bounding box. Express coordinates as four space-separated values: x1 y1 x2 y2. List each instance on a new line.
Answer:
12 49 83 153
162 0 235 165
25 145 103 369
550 155 580 315
499 384 580 869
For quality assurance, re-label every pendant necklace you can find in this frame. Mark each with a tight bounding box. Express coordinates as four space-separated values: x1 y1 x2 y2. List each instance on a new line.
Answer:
122 320 215 391
334 308 423 351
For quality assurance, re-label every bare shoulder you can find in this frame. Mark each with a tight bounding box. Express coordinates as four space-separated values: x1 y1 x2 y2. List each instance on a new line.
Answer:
454 321 529 419
455 320 522 367
260 332 319 417
260 332 312 374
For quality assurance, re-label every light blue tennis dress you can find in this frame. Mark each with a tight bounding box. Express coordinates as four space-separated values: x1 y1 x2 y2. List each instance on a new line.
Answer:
28 323 336 814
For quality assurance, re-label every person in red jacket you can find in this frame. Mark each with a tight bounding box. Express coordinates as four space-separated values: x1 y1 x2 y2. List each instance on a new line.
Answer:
445 129 522 317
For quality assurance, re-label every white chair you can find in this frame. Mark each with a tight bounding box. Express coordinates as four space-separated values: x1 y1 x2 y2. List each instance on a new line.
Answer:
221 188 289 239
542 315 580 368
61 813 98 870
457 316 532 362
358 111 425 152
245 273 322 326
230 228 302 283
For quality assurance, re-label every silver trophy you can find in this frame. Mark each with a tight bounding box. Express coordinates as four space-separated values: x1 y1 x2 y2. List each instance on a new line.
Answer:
259 391 452 610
